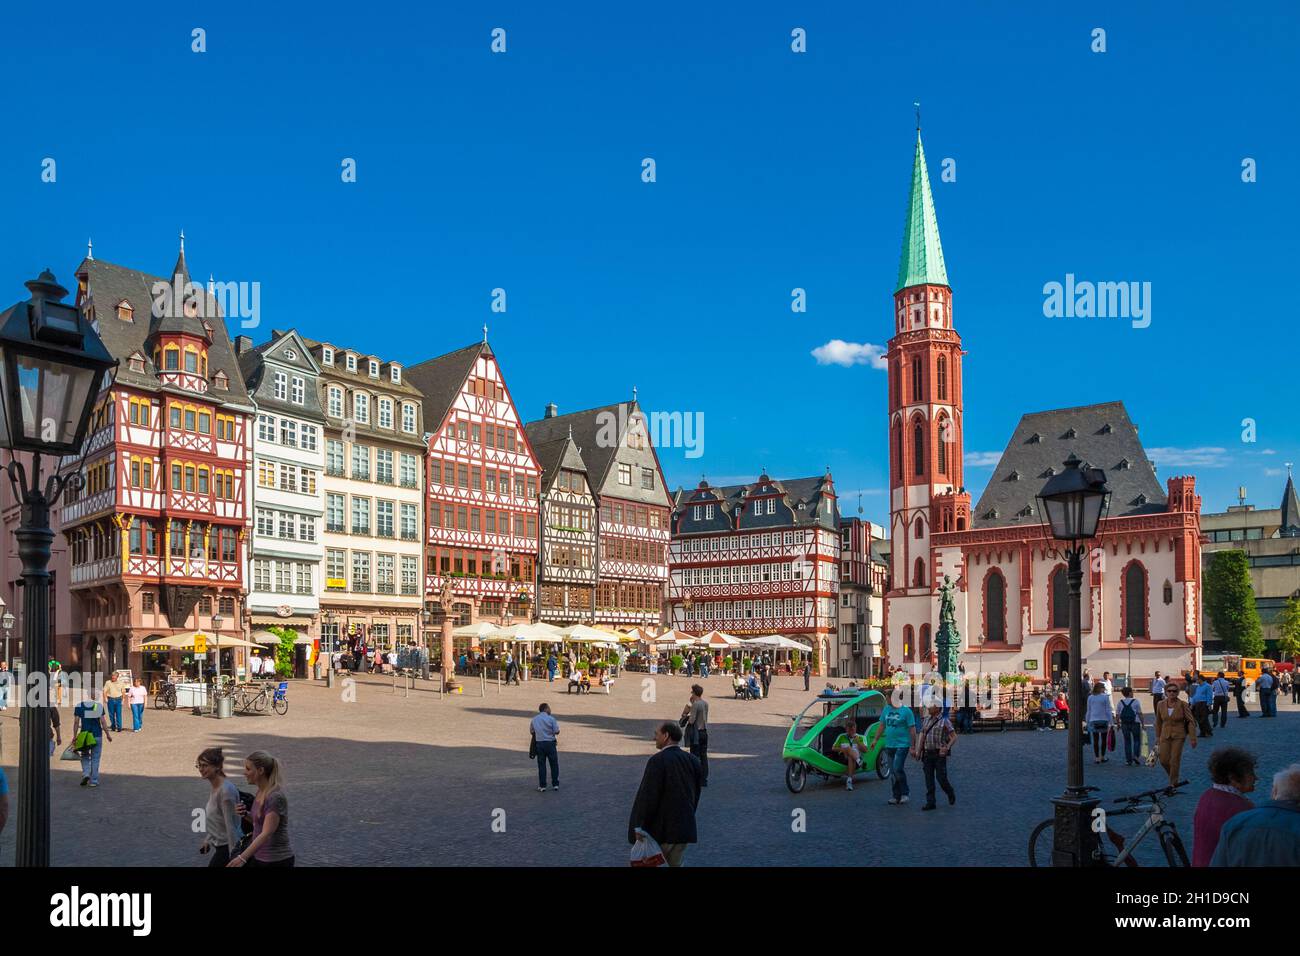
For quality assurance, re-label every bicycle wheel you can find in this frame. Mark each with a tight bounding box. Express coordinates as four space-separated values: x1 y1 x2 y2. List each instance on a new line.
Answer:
165 690 177 712
272 696 288 716
1028 818 1055 867
1159 826 1190 867
154 693 165 710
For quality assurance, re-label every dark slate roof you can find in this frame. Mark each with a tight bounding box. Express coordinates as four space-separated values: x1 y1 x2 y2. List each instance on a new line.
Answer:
529 433 589 490
972 401 1166 529
1280 475 1300 536
76 256 252 408
674 474 840 533
525 401 637 490
403 342 487 432
236 329 327 422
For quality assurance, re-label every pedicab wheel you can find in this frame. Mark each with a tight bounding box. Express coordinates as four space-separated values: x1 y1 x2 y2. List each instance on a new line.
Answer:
272 696 288 716
875 749 891 779
785 760 808 794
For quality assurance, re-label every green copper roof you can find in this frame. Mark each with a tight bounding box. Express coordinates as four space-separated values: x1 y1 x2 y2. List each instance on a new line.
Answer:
895 132 949 292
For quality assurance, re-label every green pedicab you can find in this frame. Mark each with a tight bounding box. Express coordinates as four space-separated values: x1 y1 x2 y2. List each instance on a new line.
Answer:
783 689 891 793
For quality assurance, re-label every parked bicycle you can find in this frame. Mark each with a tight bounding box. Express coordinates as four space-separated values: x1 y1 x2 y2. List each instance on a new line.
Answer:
1028 780 1190 867
233 681 289 716
153 679 177 711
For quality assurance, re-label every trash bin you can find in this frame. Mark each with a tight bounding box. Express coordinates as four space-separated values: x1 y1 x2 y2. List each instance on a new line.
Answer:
215 695 234 719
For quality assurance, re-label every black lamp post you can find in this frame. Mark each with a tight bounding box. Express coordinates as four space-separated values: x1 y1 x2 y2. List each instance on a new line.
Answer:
0 269 115 867
322 609 335 688
419 606 431 681
1036 453 1110 867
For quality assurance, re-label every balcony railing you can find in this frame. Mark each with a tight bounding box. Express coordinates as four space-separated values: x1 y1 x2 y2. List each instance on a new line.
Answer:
375 527 394 538
326 465 345 477
352 469 370 481
352 581 371 593
326 522 345 533
352 524 371 535
400 478 418 489
401 531 419 541
377 582 395 594
401 584 420 595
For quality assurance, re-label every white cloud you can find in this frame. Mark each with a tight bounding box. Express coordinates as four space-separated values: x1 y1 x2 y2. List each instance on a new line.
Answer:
811 340 887 369
964 451 1003 468
1146 447 1229 468
1262 449 1277 455
1265 468 1284 477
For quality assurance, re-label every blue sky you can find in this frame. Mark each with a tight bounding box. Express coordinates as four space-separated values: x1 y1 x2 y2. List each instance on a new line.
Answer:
2 1 1296 528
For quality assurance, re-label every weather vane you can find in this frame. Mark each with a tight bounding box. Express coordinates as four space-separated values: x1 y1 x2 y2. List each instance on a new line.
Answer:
914 101 921 130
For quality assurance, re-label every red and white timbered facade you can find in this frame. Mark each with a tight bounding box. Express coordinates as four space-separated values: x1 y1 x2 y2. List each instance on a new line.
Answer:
56 247 254 675
668 474 840 671
408 342 540 623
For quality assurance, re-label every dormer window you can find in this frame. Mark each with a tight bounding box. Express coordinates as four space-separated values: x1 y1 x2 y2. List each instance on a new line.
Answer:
1026 433 1042 444
1098 423 1113 435
346 353 357 373
368 360 379 378
322 347 334 366
984 508 999 520
1041 467 1056 478
1117 458 1132 470
116 300 134 322
1133 493 1149 506
1062 427 1077 439
128 354 146 373
390 365 401 384
1006 470 1021 481
214 370 228 390
1017 505 1034 518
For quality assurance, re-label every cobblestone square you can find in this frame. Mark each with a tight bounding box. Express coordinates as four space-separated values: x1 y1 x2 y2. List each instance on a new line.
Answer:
1 676 1295 867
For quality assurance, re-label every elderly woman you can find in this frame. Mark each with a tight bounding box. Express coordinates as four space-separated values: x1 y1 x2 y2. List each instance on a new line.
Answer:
1192 747 1256 867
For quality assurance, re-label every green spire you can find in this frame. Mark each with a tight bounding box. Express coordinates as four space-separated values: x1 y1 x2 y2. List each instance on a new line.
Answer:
895 131 949 292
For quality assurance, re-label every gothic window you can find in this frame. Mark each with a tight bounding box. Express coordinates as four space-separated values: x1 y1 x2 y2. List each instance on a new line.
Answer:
902 624 914 661
936 417 948 474
914 516 924 539
913 557 926 588
1050 565 1069 628
920 624 931 661
937 355 947 400
911 357 923 402
1124 562 1148 638
893 425 903 478
893 360 901 406
913 423 925 476
1163 580 1173 605
985 570 1007 643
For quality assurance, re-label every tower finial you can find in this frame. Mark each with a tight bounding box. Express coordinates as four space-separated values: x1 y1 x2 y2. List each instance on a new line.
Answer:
179 228 185 252
87 238 93 260
858 491 863 515
1288 461 1294 478
632 384 638 404
914 100 921 131
482 323 488 343
208 273 215 293
567 423 573 441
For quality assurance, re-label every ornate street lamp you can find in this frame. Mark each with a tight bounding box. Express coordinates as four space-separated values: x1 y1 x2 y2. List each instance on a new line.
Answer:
2 610 14 669
0 269 115 868
1036 453 1110 868
322 609 336 688
1125 633 1135 691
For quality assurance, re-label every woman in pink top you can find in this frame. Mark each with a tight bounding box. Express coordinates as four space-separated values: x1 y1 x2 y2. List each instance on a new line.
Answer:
1192 746 1256 866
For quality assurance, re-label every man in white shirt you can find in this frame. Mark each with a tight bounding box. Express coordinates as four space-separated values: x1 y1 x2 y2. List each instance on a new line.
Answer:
530 703 560 792
1151 671 1166 706
1101 672 1114 695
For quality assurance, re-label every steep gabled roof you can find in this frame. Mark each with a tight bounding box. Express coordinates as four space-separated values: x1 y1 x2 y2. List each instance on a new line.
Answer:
528 432 589 489
896 131 949 292
1281 474 1300 536
76 255 252 407
674 474 840 532
972 401 1166 529
403 342 488 431
525 401 634 490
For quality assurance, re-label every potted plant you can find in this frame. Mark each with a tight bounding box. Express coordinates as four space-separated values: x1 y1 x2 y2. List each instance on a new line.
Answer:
790 649 802 671
670 654 683 674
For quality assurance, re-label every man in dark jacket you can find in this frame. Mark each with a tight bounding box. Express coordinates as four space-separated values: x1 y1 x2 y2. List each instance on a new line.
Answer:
628 721 703 866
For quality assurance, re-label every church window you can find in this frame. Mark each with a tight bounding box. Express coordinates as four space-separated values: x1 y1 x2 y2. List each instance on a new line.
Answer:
911 357 923 402
937 355 947 400
902 625 914 660
913 557 926 588
913 423 925 476
1163 580 1173 605
1124 562 1148 637
920 624 931 661
937 418 948 474
985 570 1007 643
1050 566 1069 628
914 516 923 539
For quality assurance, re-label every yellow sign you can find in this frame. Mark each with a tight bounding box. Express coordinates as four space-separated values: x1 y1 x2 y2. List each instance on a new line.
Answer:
326 577 347 590
193 634 207 654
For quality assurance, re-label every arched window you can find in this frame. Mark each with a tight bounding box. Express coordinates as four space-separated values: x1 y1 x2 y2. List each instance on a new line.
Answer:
1163 580 1173 605
913 557 926 588
902 624 914 661
911 357 923 402
893 424 903 478
164 344 180 371
936 416 948 474
937 355 947 400
920 624 931 661
956 517 966 531
1124 562 1147 638
913 516 924 539
985 570 1007 643
1050 565 1069 628
893 360 901 407
913 422 925 476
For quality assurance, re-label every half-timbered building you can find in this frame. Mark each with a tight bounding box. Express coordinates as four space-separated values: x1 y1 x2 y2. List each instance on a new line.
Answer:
525 423 597 625
406 340 540 624
56 242 254 675
526 399 671 629
882 130 1202 684
667 473 841 671
305 338 425 653
236 330 326 645
836 516 889 678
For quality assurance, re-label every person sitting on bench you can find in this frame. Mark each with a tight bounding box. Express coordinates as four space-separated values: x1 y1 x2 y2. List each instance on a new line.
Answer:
568 669 590 694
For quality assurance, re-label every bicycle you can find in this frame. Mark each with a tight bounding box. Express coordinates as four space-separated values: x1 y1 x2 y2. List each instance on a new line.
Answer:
1028 780 1190 867
234 682 270 714
153 680 177 711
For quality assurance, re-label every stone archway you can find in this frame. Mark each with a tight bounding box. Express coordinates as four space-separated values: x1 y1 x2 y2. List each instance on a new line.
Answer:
1045 635 1069 686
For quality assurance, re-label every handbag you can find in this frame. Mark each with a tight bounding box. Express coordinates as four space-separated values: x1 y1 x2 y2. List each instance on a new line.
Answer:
60 743 81 761
1106 726 1116 752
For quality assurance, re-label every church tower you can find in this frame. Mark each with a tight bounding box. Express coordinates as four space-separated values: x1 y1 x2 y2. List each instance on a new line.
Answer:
885 128 970 665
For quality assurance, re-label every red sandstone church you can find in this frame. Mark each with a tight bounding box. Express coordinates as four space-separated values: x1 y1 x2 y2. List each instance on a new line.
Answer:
883 131 1202 685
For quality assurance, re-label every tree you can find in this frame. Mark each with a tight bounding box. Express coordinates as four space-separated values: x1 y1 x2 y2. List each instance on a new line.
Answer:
267 626 297 677
1203 550 1265 657
1276 595 1300 662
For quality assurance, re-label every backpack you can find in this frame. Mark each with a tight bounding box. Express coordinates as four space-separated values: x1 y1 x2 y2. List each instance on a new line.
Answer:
1119 698 1139 724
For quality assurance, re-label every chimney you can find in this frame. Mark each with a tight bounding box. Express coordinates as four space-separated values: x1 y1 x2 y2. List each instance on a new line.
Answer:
234 335 253 355
544 403 558 419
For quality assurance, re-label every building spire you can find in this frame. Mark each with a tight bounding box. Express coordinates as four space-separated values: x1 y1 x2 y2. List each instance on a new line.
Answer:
86 238 93 260
895 125 949 292
482 323 488 343
172 229 190 284
914 100 921 131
